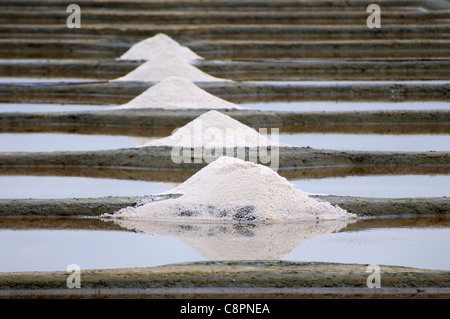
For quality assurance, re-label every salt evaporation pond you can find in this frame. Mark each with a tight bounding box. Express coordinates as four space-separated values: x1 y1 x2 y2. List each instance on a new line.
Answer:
0 224 449 272
244 80 450 86
0 133 145 152
0 103 114 113
0 77 98 83
241 101 450 112
1 132 448 152
0 176 172 199
279 133 450 152
293 175 450 198
1 174 448 199
1 101 448 113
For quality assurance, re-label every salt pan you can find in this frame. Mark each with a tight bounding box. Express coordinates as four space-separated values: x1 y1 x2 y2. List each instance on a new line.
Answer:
117 33 203 63
109 156 356 222
112 53 230 82
114 77 241 110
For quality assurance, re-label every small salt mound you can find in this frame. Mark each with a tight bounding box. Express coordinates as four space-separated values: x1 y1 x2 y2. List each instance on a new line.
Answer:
112 52 230 82
142 110 282 148
117 33 203 63
114 77 241 110
110 156 357 222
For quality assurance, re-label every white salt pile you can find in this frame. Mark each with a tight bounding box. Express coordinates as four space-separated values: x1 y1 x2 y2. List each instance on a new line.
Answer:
117 33 203 63
114 77 241 110
141 110 282 148
108 156 357 222
112 52 230 82
112 219 354 260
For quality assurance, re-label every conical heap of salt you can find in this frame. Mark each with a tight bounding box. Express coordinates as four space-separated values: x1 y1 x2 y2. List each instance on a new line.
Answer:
109 156 357 222
112 52 230 82
117 33 203 63
114 77 241 110
142 110 283 148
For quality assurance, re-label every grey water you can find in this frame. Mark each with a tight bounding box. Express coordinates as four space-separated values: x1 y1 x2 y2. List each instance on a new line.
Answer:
0 226 448 272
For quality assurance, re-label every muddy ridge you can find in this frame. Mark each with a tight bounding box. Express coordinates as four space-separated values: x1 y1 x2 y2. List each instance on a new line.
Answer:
0 194 448 217
1 261 449 299
0 146 448 169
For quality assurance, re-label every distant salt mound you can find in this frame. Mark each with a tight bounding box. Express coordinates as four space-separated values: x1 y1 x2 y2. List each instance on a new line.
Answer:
109 156 357 222
142 110 283 148
117 33 203 63
112 53 230 82
114 77 241 110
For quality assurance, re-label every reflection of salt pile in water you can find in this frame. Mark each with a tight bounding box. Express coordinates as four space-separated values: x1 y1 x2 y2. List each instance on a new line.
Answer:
112 53 229 82
117 33 203 63
114 77 241 110
110 156 356 222
141 110 283 148
112 219 354 260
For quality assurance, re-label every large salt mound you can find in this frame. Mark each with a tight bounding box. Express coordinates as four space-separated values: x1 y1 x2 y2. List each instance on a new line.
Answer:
142 110 282 148
112 52 230 82
114 77 241 110
117 33 203 63
110 156 357 222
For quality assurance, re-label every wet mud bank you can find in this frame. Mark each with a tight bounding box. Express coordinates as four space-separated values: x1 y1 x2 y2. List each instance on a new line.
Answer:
1 261 449 299
1 215 449 231
2 59 450 81
2 123 449 136
1 81 449 104
0 164 447 182
2 109 449 129
0 194 448 217
1 0 447 10
0 146 448 169
2 25 449 42
1 38 450 60
0 144 447 174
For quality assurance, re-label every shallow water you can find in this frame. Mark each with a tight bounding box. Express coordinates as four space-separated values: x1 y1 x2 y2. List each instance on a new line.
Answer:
284 227 450 270
0 174 448 199
1 101 448 113
0 229 202 272
0 133 148 152
1 132 448 152
241 101 450 112
0 103 114 113
0 176 172 199
279 133 450 152
244 80 450 86
0 222 448 272
293 175 450 198
0 77 99 83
